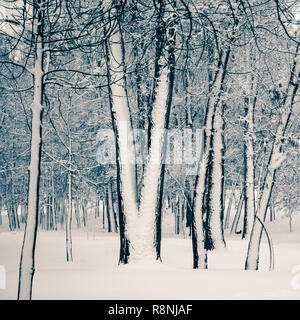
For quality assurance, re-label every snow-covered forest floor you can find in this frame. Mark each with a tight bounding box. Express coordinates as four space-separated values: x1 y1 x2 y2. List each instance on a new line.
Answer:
1 212 299 300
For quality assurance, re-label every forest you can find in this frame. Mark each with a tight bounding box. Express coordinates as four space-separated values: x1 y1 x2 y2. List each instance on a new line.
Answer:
0 0 299 300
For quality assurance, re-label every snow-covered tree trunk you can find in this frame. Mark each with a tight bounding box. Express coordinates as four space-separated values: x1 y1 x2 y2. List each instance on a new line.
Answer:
245 145 278 270
191 156 207 269
104 7 138 263
242 62 257 239
107 30 137 211
137 0 181 263
202 48 230 251
242 130 255 239
66 166 73 262
191 48 230 267
155 3 176 260
245 41 299 270
137 56 170 261
65 104 73 262
208 105 226 249
18 0 44 300
51 164 56 231
105 1 176 263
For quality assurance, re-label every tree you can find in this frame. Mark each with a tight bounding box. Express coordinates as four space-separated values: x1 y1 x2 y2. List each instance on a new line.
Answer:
245 29 299 269
17 0 46 300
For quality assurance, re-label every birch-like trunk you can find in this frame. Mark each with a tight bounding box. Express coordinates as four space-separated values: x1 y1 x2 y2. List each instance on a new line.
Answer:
203 49 230 251
208 105 226 249
191 156 207 269
105 1 176 262
136 1 179 261
18 1 44 300
242 43 257 239
242 76 256 239
65 101 73 261
245 40 299 270
66 168 73 262
105 12 138 263
191 48 230 267
137 61 170 261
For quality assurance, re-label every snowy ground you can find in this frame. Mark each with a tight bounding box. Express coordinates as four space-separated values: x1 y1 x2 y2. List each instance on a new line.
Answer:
0 212 299 300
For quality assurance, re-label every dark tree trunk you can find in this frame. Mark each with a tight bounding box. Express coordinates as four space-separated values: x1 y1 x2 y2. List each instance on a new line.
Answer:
155 0 176 260
105 186 112 233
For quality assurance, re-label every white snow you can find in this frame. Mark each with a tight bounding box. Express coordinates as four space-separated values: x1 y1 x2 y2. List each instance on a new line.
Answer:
0 213 300 300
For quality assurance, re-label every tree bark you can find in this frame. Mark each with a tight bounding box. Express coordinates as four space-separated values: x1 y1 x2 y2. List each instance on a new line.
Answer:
18 1 44 299
155 6 176 260
208 104 226 248
104 8 137 263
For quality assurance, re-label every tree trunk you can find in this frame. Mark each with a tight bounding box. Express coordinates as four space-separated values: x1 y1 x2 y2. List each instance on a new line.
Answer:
155 8 176 259
231 192 244 234
18 1 44 299
191 160 207 269
245 40 299 270
193 47 231 265
242 136 255 239
208 105 226 248
66 170 73 262
106 185 112 233
137 60 170 260
289 206 293 233
109 180 118 233
102 199 105 230
242 46 257 239
104 8 138 263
